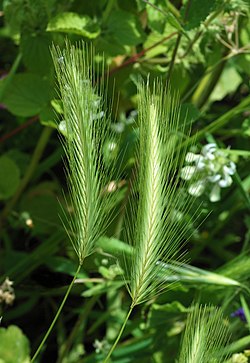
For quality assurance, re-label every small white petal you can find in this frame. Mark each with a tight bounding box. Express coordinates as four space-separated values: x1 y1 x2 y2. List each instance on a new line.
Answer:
188 180 206 196
196 156 206 169
219 174 232 188
208 174 221 183
224 162 236 175
210 184 221 202
202 143 216 156
206 153 216 161
181 166 196 180
185 152 199 163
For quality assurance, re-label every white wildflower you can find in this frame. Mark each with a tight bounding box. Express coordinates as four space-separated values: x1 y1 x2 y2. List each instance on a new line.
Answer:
181 143 236 202
0 277 15 305
231 353 248 363
93 339 110 354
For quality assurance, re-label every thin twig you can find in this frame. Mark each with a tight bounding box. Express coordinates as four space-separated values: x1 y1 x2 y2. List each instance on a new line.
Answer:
166 0 191 84
108 32 178 77
0 116 38 143
31 263 82 362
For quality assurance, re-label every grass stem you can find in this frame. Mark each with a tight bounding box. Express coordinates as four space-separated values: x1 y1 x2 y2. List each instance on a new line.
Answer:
30 263 82 363
104 304 134 363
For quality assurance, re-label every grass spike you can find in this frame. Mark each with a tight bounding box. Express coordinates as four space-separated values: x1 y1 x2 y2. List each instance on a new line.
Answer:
128 79 198 305
104 79 200 361
177 304 230 363
31 41 116 362
52 41 114 264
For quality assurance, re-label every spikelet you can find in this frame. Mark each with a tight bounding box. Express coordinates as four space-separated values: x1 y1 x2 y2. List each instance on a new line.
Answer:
178 304 230 363
52 41 114 264
126 79 199 306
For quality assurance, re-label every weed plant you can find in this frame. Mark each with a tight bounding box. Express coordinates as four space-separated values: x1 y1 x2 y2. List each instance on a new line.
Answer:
0 1 250 363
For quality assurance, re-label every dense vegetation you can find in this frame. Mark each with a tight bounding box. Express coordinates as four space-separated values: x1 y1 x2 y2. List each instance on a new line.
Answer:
0 0 250 362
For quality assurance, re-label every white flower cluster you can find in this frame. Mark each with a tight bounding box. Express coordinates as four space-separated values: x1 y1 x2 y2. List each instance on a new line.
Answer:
0 277 15 305
181 143 236 202
231 353 248 363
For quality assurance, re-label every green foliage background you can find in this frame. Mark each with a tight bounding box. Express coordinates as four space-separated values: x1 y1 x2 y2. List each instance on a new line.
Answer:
0 0 250 362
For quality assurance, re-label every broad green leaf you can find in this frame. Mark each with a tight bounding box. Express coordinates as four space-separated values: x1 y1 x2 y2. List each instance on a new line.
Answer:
2 74 51 117
169 64 191 93
96 36 129 57
3 0 51 35
181 0 216 30
236 54 250 76
19 182 61 235
47 12 101 38
39 105 57 128
166 11 183 31
210 66 242 102
0 155 20 200
146 2 167 33
3 0 25 34
97 237 133 258
146 0 182 32
0 325 30 363
180 103 200 125
143 34 166 59
20 33 53 75
106 10 144 46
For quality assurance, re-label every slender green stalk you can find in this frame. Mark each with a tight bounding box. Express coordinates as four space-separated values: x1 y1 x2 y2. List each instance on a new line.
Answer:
191 59 226 109
104 304 134 363
0 126 53 226
166 0 191 84
167 32 182 84
31 263 82 363
181 94 250 148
